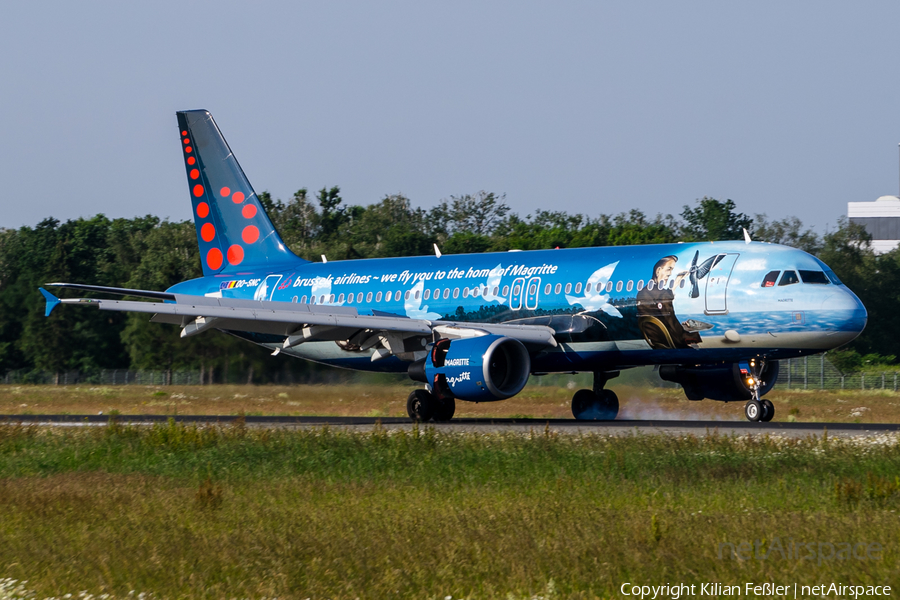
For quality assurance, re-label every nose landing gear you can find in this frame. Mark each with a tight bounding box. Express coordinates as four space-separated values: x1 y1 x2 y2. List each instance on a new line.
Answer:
742 359 775 422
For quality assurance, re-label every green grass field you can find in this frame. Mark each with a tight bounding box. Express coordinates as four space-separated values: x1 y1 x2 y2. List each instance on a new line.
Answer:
0 420 898 599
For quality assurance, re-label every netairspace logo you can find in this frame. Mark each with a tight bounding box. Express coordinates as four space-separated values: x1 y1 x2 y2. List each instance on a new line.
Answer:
619 582 893 599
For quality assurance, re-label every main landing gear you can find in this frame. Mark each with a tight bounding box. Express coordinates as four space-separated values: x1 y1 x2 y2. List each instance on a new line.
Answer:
406 389 456 422
571 371 620 421
742 359 774 422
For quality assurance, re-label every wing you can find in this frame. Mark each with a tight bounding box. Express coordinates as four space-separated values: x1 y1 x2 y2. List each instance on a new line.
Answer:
40 288 557 362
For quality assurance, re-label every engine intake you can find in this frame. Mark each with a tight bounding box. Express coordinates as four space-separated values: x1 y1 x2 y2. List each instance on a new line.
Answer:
409 335 531 402
659 360 780 402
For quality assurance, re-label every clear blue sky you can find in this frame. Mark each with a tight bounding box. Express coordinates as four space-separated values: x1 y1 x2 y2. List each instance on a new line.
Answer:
2 1 899 233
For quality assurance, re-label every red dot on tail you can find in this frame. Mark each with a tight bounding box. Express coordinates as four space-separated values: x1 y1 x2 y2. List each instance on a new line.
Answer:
193 184 204 197
242 204 257 219
227 244 244 265
196 202 209 218
185 146 192 153
190 169 200 180
187 156 196 165
206 248 223 270
200 222 216 242
232 191 245 204
220 187 231 197
242 225 259 244
183 138 190 145
181 130 187 136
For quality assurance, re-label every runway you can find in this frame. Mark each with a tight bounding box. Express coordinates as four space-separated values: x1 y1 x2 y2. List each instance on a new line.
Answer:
2 414 899 437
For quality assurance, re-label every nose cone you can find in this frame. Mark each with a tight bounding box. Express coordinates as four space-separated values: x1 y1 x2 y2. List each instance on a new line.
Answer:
821 286 867 347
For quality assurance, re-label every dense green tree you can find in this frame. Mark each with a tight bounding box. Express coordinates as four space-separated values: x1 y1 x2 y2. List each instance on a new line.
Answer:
681 197 752 242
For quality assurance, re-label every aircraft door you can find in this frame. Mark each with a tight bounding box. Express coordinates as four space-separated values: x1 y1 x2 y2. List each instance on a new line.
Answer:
525 277 541 310
255 274 283 301
509 277 526 310
704 254 739 314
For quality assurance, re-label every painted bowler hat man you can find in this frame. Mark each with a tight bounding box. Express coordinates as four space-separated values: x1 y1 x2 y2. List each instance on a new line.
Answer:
636 255 701 349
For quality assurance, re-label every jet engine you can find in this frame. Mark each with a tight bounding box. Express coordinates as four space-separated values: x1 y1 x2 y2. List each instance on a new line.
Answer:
659 360 780 402
409 335 531 402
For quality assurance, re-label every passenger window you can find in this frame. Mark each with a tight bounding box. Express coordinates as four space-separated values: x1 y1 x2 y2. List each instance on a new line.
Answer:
529 284 536 295
405 290 411 300
555 283 561 294
615 281 623 292
799 270 829 284
329 294 335 303
443 288 450 299
473 287 480 297
376 291 383 302
424 289 430 300
679 279 685 289
606 281 613 292
761 270 780 288
300 295 308 304
453 288 460 299
502 285 509 296
338 293 345 303
366 292 373 302
513 285 521 296
575 282 582 294
637 280 644 291
493 286 499 296
311 296 317 304
586 283 592 293
357 292 363 303
778 271 799 286
647 281 655 291
626 280 633 292
565 283 572 294
544 283 551 294
463 288 469 298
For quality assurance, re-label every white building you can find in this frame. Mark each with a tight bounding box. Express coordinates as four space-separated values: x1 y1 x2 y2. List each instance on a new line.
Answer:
848 195 900 254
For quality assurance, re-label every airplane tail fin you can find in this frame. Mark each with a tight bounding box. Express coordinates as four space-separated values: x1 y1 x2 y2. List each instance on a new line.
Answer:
177 110 307 276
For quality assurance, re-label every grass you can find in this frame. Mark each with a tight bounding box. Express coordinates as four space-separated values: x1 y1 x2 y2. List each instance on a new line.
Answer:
2 378 900 423
0 421 898 598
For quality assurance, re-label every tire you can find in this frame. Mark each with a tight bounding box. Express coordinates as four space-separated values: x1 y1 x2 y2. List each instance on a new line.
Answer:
571 389 598 420
744 399 762 422
599 389 619 421
407 389 435 422
760 399 774 422
432 396 456 422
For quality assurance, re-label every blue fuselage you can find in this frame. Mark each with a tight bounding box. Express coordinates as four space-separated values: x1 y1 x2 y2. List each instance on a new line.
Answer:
167 240 867 373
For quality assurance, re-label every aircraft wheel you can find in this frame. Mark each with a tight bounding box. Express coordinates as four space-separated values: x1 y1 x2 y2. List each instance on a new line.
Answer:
432 396 456 422
760 399 774 422
744 399 762 422
599 389 619 421
407 389 435 422
571 389 598 420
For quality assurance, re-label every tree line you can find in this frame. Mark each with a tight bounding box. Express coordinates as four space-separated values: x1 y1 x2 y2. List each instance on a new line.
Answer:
0 190 891 381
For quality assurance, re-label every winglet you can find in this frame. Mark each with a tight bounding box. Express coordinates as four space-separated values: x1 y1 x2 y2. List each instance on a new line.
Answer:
39 288 60 317
743 228 752 244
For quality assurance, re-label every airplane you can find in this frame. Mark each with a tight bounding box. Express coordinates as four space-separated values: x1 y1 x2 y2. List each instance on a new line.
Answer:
39 110 868 423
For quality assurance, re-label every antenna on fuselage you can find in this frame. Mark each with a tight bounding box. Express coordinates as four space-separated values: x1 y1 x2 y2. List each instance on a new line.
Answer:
321 255 328 263
433 244 442 258
742 228 752 244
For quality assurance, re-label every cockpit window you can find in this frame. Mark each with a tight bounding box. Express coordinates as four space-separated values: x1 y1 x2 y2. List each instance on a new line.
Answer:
778 270 799 286
824 269 843 285
761 270 780 287
799 270 829 284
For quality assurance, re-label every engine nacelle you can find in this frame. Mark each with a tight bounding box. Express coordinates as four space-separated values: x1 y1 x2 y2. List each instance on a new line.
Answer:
409 335 531 402
659 360 780 402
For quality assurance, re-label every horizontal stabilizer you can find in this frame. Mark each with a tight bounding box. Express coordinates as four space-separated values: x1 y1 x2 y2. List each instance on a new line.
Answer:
46 283 176 301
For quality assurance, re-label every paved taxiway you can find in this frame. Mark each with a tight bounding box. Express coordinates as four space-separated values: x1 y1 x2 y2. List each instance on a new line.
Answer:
2 415 899 438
